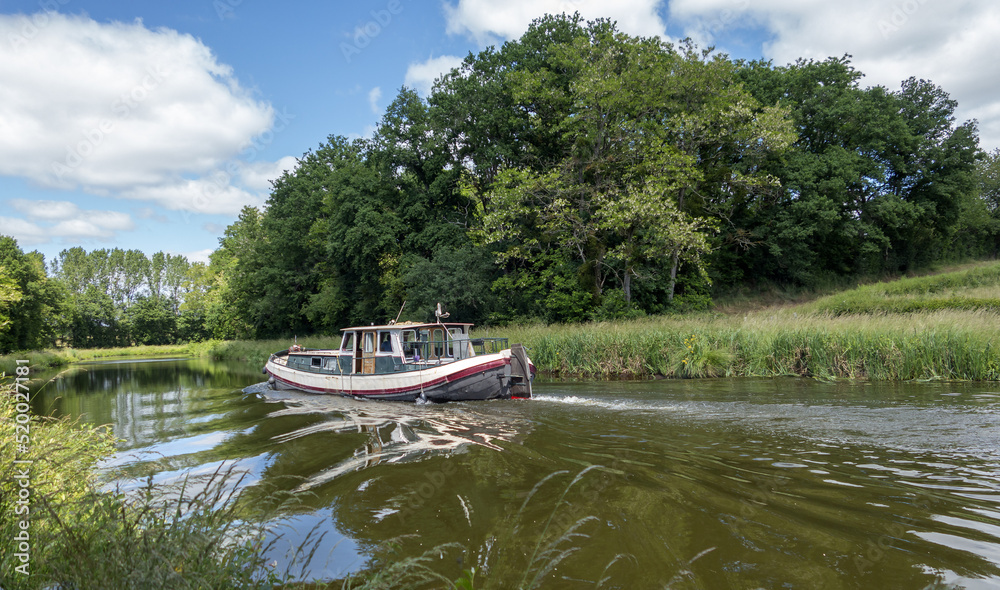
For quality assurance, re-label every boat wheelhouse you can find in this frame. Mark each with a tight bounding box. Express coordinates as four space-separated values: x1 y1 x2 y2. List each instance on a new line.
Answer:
264 321 534 402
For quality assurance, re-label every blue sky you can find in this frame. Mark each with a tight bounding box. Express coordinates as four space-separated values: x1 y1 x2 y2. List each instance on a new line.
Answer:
2 0 998 266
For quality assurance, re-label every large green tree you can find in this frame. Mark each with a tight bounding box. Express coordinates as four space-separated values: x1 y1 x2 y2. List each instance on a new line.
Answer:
0 237 63 353
734 57 980 285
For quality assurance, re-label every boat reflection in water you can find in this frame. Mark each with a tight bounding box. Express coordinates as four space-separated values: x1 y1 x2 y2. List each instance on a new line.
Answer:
250 384 529 494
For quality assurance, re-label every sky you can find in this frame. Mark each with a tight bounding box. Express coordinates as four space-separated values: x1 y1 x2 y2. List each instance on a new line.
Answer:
2 0 999 267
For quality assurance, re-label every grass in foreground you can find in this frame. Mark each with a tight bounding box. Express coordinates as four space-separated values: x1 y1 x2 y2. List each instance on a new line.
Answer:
0 381 297 590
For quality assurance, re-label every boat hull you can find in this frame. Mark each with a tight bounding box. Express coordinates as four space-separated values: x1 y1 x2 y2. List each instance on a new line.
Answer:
264 351 531 402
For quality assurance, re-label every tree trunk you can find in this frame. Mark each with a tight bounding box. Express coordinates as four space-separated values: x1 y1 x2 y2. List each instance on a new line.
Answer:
667 252 679 302
668 187 687 302
623 269 632 303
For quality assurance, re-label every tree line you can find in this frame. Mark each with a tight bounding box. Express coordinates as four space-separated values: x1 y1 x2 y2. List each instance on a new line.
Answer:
0 241 217 352
2 14 999 352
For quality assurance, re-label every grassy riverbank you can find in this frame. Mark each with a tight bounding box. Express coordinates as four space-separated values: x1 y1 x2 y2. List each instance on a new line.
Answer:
497 261 1000 380
497 309 1000 380
4 260 999 382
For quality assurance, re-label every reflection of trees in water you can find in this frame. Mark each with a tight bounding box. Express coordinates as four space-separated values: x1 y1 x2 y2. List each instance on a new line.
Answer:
34 360 262 449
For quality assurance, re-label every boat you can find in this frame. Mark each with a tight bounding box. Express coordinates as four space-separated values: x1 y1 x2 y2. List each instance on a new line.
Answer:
263 310 534 403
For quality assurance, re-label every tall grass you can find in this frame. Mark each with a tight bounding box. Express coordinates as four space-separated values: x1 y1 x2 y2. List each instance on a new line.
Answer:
492 310 1000 381
0 381 320 590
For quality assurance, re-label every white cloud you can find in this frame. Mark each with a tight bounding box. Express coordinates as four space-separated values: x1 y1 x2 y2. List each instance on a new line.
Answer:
0 13 278 211
4 199 136 244
0 216 48 246
443 0 669 45
669 0 1000 150
368 86 382 114
118 178 266 216
404 55 465 95
177 248 213 264
238 156 299 193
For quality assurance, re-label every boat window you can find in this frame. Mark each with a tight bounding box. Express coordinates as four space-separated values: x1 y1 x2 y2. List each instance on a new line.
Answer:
311 357 322 368
378 331 394 353
363 332 375 354
431 328 444 358
448 328 462 356
340 332 354 352
401 330 418 358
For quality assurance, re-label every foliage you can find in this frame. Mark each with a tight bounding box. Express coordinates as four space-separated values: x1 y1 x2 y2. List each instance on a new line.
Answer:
0 237 63 354
0 384 313 589
732 57 981 286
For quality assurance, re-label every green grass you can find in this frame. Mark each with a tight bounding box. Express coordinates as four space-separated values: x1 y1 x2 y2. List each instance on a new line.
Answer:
490 307 1000 381
477 261 1000 381
201 336 343 368
799 260 1000 316
0 343 202 375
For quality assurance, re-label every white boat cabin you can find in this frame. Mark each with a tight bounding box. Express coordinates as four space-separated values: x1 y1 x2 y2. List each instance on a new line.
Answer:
279 322 509 377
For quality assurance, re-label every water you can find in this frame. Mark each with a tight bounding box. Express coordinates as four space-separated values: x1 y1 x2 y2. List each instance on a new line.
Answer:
31 358 1000 588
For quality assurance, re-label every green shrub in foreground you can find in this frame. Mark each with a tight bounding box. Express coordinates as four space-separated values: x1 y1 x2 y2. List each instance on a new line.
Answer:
0 382 287 590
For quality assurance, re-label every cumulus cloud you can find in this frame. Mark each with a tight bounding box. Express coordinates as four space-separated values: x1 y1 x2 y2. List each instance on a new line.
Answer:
238 156 299 193
0 12 286 214
404 55 465 95
0 216 49 246
5 199 136 245
669 0 1000 150
443 0 669 44
118 178 266 216
368 86 382 114
177 248 213 264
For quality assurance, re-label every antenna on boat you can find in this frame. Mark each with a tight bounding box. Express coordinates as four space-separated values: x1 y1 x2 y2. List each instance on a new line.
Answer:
390 300 406 325
435 302 449 323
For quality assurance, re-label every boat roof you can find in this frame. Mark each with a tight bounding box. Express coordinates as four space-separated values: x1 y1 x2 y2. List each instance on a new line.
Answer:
340 321 474 332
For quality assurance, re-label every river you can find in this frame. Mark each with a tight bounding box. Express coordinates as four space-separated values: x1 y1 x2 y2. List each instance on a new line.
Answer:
31 358 1000 589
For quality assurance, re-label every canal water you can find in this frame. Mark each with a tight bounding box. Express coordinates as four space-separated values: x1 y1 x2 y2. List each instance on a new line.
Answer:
30 358 1000 589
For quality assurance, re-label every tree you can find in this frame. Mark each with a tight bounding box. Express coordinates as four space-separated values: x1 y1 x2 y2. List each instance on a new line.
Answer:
206 206 264 339
735 57 980 284
0 237 63 353
124 295 176 345
468 18 792 318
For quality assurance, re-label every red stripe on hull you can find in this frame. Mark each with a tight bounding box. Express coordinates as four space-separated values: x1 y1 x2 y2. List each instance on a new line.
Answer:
266 358 509 398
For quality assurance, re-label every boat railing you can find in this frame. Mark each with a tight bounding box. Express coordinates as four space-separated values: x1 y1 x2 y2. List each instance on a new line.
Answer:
470 337 509 356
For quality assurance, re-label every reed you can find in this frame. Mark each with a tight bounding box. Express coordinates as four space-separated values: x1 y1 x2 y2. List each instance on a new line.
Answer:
490 309 1000 381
